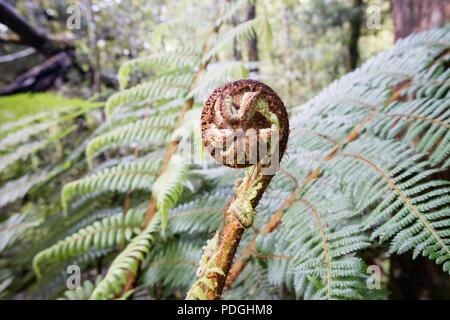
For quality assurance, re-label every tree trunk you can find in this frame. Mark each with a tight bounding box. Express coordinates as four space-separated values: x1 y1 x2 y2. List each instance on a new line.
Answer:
281 3 292 104
389 253 450 299
0 51 73 95
348 0 363 71
84 0 101 95
393 0 450 41
232 15 242 61
389 0 450 300
246 1 258 73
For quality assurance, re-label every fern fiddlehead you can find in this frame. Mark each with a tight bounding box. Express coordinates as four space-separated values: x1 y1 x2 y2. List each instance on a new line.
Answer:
187 79 289 300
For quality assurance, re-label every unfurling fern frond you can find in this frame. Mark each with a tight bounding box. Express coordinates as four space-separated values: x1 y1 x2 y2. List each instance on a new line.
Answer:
32 208 146 278
14 5 449 302
61 160 162 211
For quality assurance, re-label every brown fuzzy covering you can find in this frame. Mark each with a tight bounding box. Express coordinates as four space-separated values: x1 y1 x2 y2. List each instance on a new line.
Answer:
201 79 289 168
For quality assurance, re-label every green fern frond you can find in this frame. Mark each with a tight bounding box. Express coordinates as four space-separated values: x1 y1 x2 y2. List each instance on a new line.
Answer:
86 115 177 167
171 108 202 142
255 189 371 300
142 240 202 289
105 81 188 119
0 141 51 172
0 121 59 151
0 213 40 252
404 67 450 100
32 208 146 279
153 155 189 231
189 62 250 100
0 110 56 137
371 98 449 166
152 18 211 48
0 168 50 208
89 215 160 300
61 159 162 211
167 189 229 235
0 124 76 172
218 0 253 25
118 47 202 89
223 262 281 300
325 137 450 273
203 17 272 64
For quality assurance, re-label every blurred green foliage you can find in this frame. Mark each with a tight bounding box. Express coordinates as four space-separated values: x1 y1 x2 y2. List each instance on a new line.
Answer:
0 93 94 126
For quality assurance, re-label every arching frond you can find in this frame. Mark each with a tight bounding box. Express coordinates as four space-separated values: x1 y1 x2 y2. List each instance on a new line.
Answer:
189 62 250 101
371 98 450 167
324 137 450 273
105 81 188 118
0 168 50 208
61 159 162 211
203 17 272 63
86 115 177 167
89 216 160 300
153 155 189 231
118 47 202 89
167 189 230 235
0 213 40 252
32 208 146 278
142 240 202 290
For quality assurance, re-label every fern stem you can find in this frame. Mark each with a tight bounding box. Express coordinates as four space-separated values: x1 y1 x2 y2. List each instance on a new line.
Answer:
188 164 273 300
226 169 299 289
298 199 331 300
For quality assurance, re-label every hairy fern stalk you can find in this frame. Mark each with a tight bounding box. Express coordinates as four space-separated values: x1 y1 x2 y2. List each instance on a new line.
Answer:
0 0 449 300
